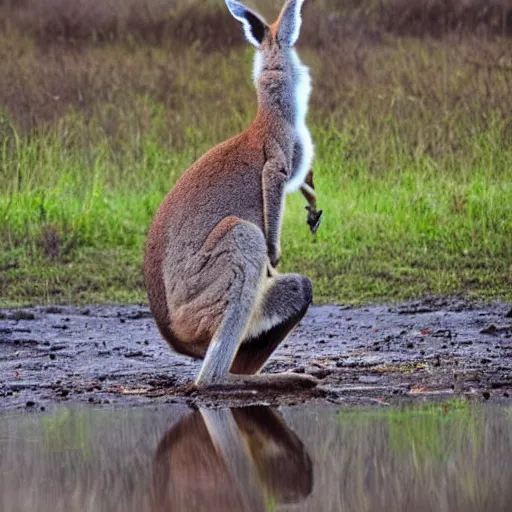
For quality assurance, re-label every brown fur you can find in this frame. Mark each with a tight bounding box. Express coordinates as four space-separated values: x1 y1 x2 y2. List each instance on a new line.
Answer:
143 111 285 358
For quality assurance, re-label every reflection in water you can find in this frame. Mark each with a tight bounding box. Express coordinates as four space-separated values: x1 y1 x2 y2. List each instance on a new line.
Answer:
2 402 512 511
151 407 313 511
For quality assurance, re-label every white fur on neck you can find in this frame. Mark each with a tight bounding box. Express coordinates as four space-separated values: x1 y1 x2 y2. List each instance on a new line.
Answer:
285 48 314 193
253 50 263 83
252 48 313 193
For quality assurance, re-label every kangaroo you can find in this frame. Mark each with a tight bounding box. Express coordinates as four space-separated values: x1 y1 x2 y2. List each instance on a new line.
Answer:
143 0 317 389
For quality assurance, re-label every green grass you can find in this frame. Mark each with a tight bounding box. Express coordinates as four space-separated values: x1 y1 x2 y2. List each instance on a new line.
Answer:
0 15 511 306
1 111 511 306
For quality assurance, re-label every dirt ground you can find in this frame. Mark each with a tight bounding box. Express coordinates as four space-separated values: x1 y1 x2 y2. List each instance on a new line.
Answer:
1 297 512 411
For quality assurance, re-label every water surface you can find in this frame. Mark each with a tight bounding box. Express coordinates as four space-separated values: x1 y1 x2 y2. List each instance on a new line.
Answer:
1 402 511 511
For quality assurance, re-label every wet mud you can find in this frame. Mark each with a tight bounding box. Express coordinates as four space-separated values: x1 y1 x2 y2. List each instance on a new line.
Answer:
1 297 512 411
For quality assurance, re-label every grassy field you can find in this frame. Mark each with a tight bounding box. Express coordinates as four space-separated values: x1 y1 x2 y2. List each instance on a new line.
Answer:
1 0 512 306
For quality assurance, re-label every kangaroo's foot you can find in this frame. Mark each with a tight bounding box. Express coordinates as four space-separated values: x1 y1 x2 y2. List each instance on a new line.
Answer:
194 372 318 391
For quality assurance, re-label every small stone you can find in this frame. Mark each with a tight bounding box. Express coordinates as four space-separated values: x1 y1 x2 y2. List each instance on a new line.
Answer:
359 375 381 384
124 351 144 358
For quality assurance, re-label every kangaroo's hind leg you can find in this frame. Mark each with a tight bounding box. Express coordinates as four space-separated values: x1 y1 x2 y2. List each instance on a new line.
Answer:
230 273 313 378
193 217 268 387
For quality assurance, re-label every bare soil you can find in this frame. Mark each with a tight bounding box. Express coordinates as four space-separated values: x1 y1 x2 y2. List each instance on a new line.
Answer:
1 297 512 411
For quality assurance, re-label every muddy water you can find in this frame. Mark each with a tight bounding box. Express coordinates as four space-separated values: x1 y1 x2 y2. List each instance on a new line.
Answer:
1 403 512 512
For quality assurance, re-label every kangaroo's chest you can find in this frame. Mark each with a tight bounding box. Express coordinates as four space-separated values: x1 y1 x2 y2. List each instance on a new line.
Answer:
285 51 314 193
285 125 314 193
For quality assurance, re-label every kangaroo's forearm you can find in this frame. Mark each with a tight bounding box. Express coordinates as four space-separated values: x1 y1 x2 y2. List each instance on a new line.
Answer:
300 169 316 207
262 160 287 265
300 169 323 234
300 182 316 209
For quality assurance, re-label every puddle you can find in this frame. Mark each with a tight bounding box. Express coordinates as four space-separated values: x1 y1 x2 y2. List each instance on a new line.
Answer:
1 401 512 511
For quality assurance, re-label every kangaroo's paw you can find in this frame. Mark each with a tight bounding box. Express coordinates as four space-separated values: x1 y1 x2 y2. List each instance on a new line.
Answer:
305 206 323 234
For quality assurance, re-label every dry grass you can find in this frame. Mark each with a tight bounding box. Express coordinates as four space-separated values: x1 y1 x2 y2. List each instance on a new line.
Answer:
0 0 511 141
2 0 512 45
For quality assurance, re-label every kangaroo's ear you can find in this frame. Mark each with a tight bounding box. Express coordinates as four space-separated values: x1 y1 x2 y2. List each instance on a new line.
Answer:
276 0 305 46
225 0 268 47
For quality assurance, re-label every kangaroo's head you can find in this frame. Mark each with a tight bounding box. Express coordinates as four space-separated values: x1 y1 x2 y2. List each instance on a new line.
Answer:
225 0 311 126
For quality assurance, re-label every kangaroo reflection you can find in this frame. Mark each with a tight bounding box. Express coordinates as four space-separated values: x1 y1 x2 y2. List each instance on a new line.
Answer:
150 406 313 511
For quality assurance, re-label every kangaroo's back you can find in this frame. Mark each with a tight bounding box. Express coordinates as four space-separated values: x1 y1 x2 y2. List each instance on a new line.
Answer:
143 127 266 354
154 129 267 259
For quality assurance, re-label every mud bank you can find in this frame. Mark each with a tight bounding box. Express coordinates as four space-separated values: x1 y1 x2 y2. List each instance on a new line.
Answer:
1 297 511 411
